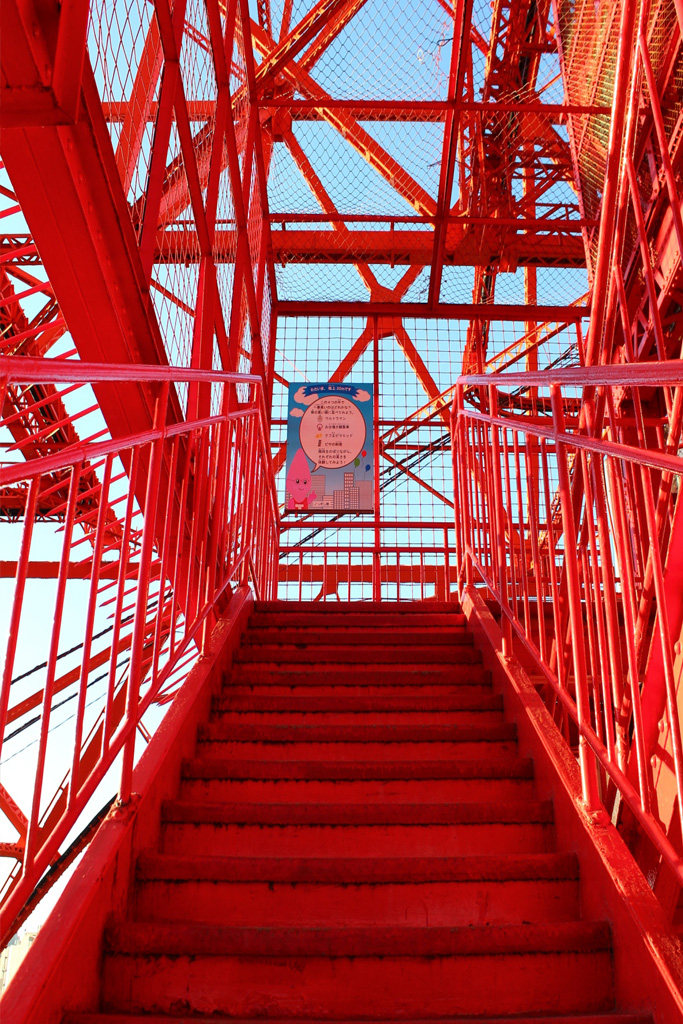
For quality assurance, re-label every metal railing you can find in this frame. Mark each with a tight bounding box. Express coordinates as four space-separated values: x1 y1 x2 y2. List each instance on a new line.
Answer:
278 522 457 602
0 359 279 940
452 362 683 889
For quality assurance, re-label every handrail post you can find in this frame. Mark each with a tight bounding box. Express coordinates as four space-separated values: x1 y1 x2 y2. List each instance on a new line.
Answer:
551 383 600 811
488 385 512 657
119 383 169 805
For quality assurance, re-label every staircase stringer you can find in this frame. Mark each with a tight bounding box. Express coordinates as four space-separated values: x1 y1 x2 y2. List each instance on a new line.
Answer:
461 583 683 1024
0 586 254 1024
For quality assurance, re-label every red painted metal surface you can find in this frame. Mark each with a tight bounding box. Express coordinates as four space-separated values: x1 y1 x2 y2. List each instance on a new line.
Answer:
0 0 681 999
0 360 278 944
451 363 683 891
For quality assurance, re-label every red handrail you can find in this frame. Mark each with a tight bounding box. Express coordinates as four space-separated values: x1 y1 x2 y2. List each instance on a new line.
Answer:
0 360 279 942
451 366 683 892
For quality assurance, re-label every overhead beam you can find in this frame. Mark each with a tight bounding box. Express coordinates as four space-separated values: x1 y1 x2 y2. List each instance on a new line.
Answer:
275 301 590 320
428 0 473 307
98 99 611 122
157 228 586 266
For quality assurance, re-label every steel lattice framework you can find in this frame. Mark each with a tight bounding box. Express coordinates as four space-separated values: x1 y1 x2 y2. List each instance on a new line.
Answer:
1 0 683 951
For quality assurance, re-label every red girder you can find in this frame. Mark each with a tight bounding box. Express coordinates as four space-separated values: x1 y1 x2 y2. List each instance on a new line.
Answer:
0 0 177 442
277 300 589 320
249 19 437 219
155 226 586 265
254 0 364 92
428 0 472 306
100 98 610 121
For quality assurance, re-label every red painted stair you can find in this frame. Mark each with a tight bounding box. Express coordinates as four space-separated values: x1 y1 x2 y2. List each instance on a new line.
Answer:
64 601 650 1024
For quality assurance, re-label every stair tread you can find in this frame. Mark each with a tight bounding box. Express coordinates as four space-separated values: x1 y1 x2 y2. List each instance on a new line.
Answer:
180 761 532 782
249 612 467 626
137 850 579 882
214 695 503 711
236 645 477 663
198 722 517 742
181 755 534 780
162 799 554 825
244 629 472 645
233 651 481 667
104 919 612 957
66 1016 652 1024
223 687 493 699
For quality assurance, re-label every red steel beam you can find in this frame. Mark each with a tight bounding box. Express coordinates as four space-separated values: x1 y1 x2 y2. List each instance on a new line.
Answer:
113 16 163 195
428 0 473 307
276 300 590 319
99 99 610 121
249 20 437 218
297 0 367 72
0 0 180 441
141 9 438 244
156 227 586 265
283 128 376 294
254 0 365 91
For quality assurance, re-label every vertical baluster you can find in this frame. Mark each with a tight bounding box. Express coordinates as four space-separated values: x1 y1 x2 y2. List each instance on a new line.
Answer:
489 386 511 655
551 385 600 810
580 449 618 770
119 385 168 804
24 462 82 874
69 454 113 809
104 449 139 747
0 477 40 761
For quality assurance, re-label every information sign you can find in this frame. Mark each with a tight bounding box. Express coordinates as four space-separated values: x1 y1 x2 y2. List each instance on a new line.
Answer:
285 382 374 512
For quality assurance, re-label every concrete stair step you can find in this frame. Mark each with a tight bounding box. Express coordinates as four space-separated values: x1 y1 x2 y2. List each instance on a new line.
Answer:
160 822 554 858
66 1015 653 1024
100 921 614 1017
243 628 472 646
194 740 518 761
162 798 553 827
209 708 508 726
104 919 610 957
213 693 503 712
223 681 493 698
199 721 516 743
229 663 486 683
252 600 463 619
234 646 483 665
179 776 537 804
134 874 580 928
134 851 580 926
160 800 554 857
180 755 533 781
137 850 578 883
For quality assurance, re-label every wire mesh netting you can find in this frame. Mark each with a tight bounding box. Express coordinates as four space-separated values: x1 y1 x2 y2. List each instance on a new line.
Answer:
272 309 583 600
87 0 251 377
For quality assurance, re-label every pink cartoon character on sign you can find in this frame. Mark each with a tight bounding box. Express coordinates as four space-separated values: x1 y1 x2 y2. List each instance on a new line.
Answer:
286 448 317 510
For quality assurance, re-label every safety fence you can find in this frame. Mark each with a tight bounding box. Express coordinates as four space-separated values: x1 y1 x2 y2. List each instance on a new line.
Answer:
0 359 278 941
452 362 683 889
278 522 457 602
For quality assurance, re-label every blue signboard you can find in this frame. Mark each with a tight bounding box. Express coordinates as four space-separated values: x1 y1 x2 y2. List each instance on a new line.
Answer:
285 382 374 512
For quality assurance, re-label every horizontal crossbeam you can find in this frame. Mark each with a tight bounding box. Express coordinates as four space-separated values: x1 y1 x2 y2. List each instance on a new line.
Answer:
156 228 586 266
276 301 590 320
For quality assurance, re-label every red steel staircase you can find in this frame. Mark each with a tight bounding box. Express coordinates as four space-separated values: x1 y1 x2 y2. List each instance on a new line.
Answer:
63 602 649 1023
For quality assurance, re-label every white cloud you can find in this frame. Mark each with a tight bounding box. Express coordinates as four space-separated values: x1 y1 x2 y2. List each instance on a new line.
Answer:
354 389 370 402
290 407 304 417
293 386 318 406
